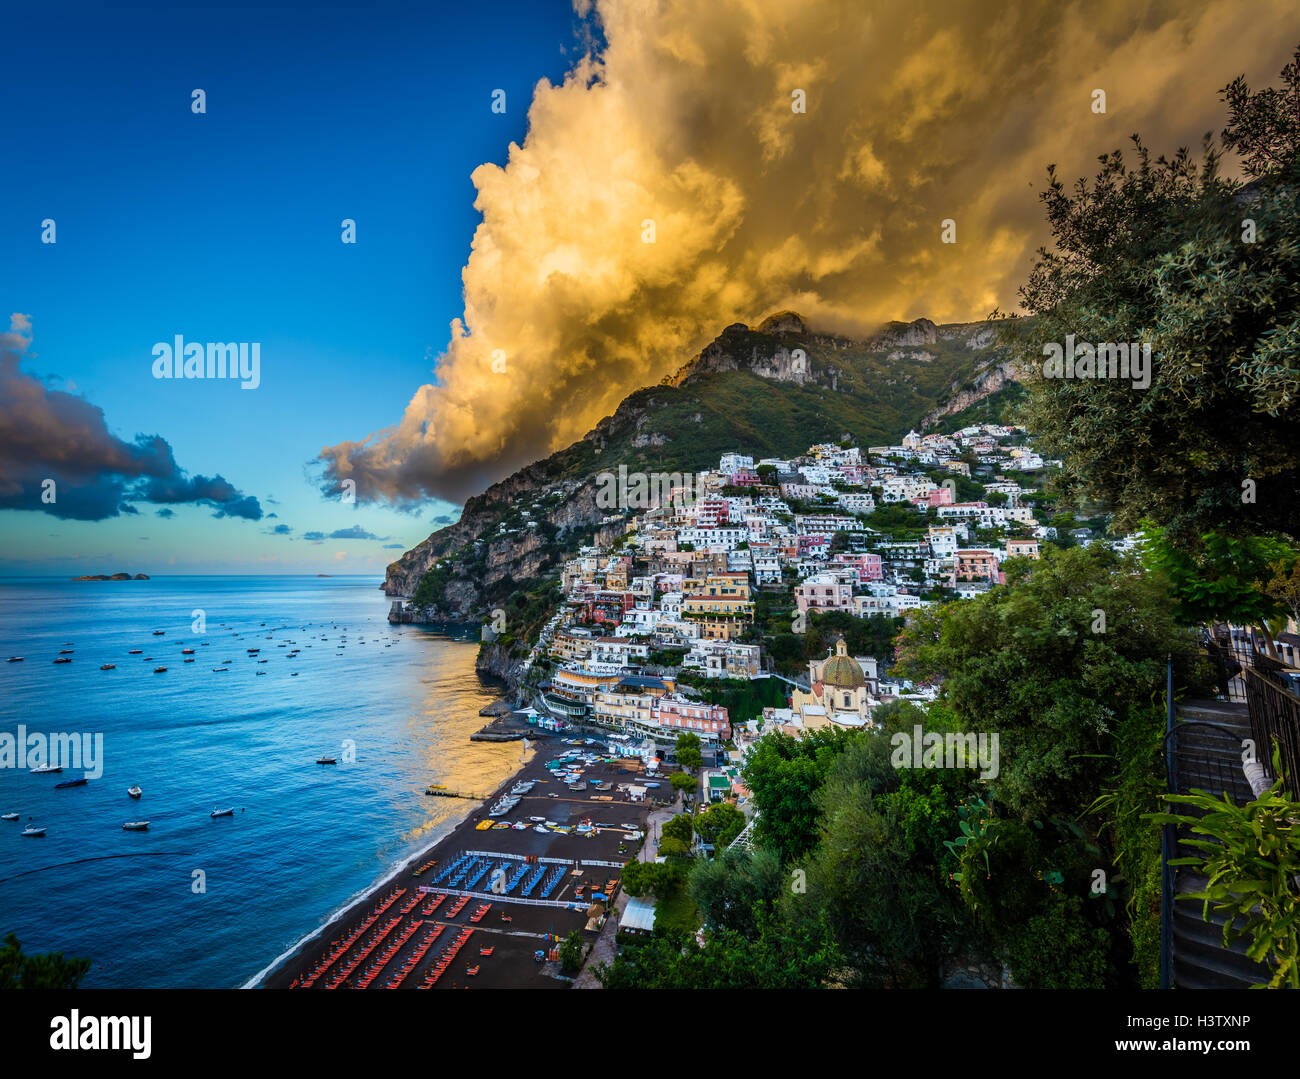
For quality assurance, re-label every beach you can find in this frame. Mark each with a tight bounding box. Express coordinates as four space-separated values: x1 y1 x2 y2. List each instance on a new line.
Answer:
258 729 665 990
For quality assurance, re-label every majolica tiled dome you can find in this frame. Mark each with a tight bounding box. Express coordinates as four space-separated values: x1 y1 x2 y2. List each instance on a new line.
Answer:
822 637 866 688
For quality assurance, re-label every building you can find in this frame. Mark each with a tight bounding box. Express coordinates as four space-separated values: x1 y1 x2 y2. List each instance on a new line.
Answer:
788 636 879 729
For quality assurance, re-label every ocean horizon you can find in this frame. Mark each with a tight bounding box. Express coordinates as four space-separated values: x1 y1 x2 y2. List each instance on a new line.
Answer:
0 575 518 988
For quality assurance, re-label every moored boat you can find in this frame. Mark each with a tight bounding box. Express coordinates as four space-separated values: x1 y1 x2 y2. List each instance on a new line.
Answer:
316 757 338 765
128 649 143 654
122 821 149 831
21 826 45 837
30 764 61 774
100 663 116 670
153 666 167 673
127 786 142 799
6 657 21 662
1 812 19 820
54 777 88 789
52 657 71 664
211 807 235 817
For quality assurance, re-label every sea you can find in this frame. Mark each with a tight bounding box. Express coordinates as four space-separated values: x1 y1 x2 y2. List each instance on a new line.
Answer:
0 575 522 988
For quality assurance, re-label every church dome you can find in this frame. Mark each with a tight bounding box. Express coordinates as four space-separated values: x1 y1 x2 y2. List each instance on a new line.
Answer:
821 637 866 688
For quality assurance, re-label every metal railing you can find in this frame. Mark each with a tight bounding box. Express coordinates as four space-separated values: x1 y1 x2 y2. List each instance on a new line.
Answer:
1245 666 1300 799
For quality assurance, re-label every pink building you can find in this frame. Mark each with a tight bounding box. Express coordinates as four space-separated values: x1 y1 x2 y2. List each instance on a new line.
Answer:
831 552 883 582
652 696 731 739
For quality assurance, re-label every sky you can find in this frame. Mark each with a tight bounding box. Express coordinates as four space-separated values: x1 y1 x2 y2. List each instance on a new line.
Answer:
2 0 1296 574
0 0 580 574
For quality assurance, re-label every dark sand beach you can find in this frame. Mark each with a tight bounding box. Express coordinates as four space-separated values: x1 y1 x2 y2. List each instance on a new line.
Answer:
259 732 664 990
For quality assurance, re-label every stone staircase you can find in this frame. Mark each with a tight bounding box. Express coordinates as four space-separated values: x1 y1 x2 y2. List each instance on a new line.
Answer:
1165 701 1274 989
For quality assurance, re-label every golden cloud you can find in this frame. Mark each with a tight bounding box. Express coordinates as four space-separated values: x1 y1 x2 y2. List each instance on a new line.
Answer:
319 0 1296 504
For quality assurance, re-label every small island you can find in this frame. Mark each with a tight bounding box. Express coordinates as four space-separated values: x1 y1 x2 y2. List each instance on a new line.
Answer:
71 572 150 581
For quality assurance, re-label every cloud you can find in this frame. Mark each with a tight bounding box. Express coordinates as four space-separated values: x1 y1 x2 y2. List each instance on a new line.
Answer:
382 543 404 549
269 523 292 535
155 508 175 519
325 525 388 541
0 316 262 522
318 0 1296 505
303 531 325 542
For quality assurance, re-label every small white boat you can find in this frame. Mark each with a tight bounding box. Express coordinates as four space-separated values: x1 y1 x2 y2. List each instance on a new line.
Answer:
22 826 45 837
211 807 235 818
1 812 19 821
127 786 142 799
30 764 62 774
533 824 548 833
122 821 149 831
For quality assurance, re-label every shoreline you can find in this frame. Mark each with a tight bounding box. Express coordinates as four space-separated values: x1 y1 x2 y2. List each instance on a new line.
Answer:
257 724 663 991
252 732 544 989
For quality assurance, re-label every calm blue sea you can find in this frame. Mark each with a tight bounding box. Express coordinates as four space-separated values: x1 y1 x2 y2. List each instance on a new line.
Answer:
0 576 520 988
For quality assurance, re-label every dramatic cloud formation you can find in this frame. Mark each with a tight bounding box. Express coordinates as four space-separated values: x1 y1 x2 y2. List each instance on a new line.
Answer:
0 316 262 521
319 0 1297 505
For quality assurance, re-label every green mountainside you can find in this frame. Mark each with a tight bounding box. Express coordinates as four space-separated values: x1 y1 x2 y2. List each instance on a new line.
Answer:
383 312 1022 622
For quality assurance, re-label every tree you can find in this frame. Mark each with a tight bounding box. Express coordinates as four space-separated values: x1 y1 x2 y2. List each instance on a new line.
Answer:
662 813 695 846
596 918 839 989
741 726 863 862
1140 524 1296 628
0 933 91 989
1004 46 1300 550
688 847 783 938
694 802 746 849
559 930 585 976
622 858 684 897
669 771 695 794
675 732 704 772
892 544 1204 819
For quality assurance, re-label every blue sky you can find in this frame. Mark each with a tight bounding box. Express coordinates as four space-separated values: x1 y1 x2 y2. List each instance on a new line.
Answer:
0 0 579 574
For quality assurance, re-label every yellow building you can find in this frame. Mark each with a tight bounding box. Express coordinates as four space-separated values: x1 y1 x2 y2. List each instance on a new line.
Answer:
789 637 878 729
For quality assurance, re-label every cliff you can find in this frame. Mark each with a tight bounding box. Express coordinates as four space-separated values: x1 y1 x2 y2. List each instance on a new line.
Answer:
383 310 1019 624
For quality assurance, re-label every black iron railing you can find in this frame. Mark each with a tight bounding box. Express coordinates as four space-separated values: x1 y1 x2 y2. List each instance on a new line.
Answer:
1245 666 1300 799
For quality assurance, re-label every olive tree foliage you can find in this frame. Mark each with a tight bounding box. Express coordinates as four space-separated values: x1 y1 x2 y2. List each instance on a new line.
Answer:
997 46 1300 551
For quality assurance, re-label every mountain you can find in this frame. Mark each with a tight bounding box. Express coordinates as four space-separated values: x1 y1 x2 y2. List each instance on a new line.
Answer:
383 312 1021 620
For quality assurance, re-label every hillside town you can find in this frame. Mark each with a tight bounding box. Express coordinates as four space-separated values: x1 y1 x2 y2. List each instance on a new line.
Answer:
503 424 1136 779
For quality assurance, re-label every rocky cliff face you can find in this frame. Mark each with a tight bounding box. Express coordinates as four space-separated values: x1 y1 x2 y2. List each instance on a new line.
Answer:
385 309 1017 621
920 360 1022 428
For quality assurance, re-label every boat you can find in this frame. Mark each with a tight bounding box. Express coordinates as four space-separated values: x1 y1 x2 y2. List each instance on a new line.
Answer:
53 657 71 664
211 807 235 817
127 786 142 799
128 649 143 655
153 666 167 673
212 667 229 672
58 649 74 655
100 663 116 670
30 764 61 774
6 657 21 662
152 630 165 636
1 812 19 821
184 658 195 663
122 821 149 831
316 757 338 765
181 648 195 655
21 826 45 837
54 777 88 789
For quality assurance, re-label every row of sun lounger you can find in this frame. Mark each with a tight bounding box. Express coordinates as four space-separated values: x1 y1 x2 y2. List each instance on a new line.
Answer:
353 919 425 989
417 928 475 989
297 887 406 987
384 924 446 989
